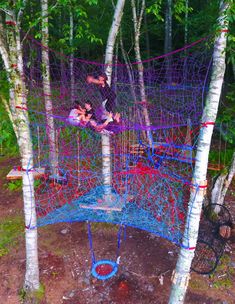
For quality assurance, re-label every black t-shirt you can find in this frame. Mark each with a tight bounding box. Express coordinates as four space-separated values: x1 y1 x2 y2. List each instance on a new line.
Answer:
99 83 116 102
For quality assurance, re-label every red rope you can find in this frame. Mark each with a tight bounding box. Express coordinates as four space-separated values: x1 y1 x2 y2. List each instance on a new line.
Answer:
201 121 215 128
5 21 16 26
15 105 28 111
198 185 207 189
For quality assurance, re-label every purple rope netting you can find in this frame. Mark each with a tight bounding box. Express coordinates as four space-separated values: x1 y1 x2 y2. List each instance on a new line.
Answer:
21 35 213 249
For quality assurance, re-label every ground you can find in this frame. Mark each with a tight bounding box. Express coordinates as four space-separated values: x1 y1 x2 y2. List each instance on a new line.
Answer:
0 156 235 304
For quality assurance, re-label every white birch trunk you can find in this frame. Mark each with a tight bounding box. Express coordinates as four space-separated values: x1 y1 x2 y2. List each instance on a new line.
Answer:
69 9 75 104
211 173 227 208
169 2 230 303
218 152 235 204
164 0 172 54
0 15 40 290
164 0 172 84
103 0 126 194
131 0 152 145
184 0 189 46
41 0 58 176
211 152 235 209
104 0 126 83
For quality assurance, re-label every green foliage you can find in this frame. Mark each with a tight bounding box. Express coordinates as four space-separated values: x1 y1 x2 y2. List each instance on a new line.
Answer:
0 72 18 156
7 179 41 191
226 3 235 64
7 179 22 191
0 109 19 156
146 0 164 22
209 148 234 168
0 216 24 257
173 0 193 23
217 83 235 145
50 0 103 54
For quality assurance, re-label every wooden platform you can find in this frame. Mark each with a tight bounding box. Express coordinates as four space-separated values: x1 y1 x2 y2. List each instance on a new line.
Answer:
129 144 146 155
6 168 45 180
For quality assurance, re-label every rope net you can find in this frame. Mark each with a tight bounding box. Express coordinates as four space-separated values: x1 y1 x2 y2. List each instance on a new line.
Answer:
22 36 212 248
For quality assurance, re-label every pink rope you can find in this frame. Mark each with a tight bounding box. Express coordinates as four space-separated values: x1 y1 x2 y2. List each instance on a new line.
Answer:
26 34 209 67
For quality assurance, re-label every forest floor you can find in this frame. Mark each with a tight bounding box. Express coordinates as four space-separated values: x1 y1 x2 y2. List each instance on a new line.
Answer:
0 156 235 304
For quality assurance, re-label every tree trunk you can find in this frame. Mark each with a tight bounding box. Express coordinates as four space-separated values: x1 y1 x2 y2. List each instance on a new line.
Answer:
69 8 75 104
164 0 172 84
169 2 230 303
0 14 40 291
164 0 172 54
119 32 145 128
131 0 152 145
184 0 189 46
104 0 125 83
103 0 126 195
41 0 58 176
211 152 235 210
144 11 151 69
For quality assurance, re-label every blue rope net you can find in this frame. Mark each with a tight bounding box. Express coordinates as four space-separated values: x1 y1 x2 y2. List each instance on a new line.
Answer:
22 36 212 249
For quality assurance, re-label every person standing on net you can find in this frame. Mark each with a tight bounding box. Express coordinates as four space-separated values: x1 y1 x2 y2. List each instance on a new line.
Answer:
86 73 120 123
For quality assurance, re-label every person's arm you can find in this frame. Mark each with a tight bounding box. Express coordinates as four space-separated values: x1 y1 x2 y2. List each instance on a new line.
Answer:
94 113 113 131
86 75 101 85
77 108 85 115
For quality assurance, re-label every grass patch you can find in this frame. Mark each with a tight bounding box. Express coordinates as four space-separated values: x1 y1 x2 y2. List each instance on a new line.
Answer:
0 215 24 257
209 254 235 289
19 283 45 304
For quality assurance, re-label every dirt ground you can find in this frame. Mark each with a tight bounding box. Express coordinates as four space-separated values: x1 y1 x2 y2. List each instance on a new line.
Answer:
0 156 235 304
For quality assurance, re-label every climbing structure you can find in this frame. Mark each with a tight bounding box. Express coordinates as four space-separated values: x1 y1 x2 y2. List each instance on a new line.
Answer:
22 36 212 250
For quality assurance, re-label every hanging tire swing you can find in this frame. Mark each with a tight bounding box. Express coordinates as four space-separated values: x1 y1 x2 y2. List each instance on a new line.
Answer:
91 259 119 280
87 222 124 280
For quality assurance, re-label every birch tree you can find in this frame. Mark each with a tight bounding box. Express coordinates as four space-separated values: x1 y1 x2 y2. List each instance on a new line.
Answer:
41 0 58 177
0 3 39 291
169 1 230 303
102 0 126 195
211 151 235 209
164 0 172 54
184 0 189 45
131 0 152 145
69 7 75 104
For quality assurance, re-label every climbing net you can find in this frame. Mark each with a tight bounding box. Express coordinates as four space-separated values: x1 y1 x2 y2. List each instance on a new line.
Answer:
22 36 212 249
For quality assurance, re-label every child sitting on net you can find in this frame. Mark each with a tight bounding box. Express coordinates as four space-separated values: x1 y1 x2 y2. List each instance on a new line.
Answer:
83 101 114 133
67 101 89 126
68 101 114 133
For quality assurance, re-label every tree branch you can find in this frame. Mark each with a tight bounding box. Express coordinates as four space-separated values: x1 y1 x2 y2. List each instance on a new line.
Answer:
17 0 28 26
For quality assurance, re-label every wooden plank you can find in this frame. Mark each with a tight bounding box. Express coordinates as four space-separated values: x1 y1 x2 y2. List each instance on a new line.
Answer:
80 203 123 212
80 194 126 212
6 168 45 180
